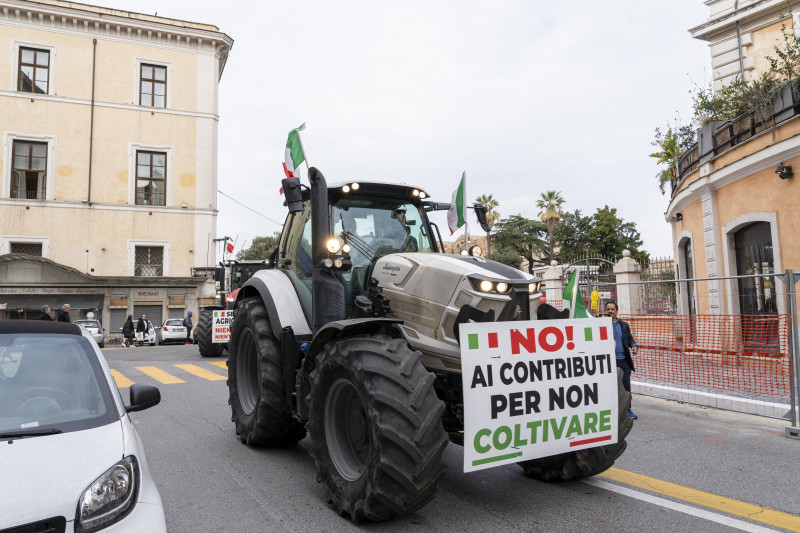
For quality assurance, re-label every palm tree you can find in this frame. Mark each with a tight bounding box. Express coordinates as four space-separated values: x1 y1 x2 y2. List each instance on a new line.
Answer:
475 194 500 255
650 127 681 195
536 190 564 263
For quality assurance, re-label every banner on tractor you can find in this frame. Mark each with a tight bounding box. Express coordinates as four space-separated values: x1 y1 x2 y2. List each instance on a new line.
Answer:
460 318 618 472
212 310 233 343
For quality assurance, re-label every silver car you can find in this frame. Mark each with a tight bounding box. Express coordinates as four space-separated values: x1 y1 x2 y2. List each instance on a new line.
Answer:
75 319 104 348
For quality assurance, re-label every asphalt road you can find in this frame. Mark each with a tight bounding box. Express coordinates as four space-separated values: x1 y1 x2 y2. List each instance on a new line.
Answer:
105 344 800 532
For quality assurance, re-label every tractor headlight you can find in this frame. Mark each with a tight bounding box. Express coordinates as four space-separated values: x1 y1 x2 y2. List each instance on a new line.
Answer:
468 245 482 257
412 189 420 197
351 182 360 190
342 243 351 254
334 259 343 268
322 258 334 268
326 238 341 254
76 456 138 532
496 282 508 293
479 280 494 293
342 185 351 193
529 282 541 293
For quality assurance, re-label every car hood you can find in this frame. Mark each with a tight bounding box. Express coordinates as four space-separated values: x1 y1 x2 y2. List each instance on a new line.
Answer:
0 422 124 527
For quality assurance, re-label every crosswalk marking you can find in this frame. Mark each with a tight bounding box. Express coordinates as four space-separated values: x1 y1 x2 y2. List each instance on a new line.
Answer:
209 361 228 370
111 369 135 388
136 366 186 384
174 364 227 381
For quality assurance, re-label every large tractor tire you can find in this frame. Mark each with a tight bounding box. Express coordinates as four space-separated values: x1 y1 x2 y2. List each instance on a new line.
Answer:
308 335 449 522
197 309 225 357
517 368 633 481
227 297 306 446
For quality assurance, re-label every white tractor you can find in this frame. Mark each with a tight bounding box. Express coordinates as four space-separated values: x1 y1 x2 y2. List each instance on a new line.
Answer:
226 168 631 522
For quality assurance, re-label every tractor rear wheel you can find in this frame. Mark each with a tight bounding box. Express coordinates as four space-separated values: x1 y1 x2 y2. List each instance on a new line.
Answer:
227 297 305 446
308 335 448 522
518 368 633 480
197 309 225 357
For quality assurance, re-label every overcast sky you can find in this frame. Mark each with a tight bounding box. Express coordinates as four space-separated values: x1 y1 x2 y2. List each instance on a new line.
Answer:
98 0 711 259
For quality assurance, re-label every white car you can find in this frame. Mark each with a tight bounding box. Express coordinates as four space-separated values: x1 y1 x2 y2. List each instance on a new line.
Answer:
75 319 104 348
0 320 167 532
157 319 188 345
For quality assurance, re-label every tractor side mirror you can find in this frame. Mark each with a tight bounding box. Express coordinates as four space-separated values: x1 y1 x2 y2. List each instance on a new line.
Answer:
282 177 304 213
474 204 491 232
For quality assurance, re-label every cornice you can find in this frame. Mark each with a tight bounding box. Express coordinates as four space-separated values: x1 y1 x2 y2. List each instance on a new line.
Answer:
689 0 783 40
0 0 233 79
0 198 219 215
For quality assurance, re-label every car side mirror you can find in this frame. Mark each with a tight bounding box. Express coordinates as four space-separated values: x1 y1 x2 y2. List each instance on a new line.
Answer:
126 384 161 412
474 204 491 232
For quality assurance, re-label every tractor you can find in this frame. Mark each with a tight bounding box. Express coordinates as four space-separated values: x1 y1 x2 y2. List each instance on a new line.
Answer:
226 168 632 522
195 259 267 357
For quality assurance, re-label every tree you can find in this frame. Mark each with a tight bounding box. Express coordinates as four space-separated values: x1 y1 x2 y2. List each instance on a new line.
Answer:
535 190 564 263
236 232 281 261
475 194 500 255
487 245 523 270
553 207 647 263
650 127 682 195
490 215 548 274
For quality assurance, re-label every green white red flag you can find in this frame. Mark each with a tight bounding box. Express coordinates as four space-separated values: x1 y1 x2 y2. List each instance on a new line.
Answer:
447 172 466 235
283 123 306 178
563 270 592 319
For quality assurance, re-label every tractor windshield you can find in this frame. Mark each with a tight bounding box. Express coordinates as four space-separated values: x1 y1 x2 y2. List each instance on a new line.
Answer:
332 197 433 263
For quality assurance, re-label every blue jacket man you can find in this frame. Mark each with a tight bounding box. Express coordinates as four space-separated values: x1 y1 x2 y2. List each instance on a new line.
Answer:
605 300 638 420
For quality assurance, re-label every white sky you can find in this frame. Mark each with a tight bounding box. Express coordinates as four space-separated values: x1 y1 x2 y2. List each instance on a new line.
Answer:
98 0 712 259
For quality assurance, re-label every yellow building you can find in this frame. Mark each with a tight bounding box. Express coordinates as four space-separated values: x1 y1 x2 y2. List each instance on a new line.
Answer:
0 0 233 331
667 0 799 325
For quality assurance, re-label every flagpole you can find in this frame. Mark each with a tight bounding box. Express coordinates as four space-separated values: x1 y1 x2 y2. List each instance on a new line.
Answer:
297 129 310 171
464 172 469 250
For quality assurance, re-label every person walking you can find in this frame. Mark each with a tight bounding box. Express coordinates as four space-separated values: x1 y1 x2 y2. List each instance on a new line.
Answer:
122 315 135 347
605 300 639 420
183 311 193 345
57 304 72 323
136 314 147 347
39 305 53 321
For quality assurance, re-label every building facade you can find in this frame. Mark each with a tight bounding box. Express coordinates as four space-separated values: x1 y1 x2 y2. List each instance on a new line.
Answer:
0 0 232 332
667 0 799 322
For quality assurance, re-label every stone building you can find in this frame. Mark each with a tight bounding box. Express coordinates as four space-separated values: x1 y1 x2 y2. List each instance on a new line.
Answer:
0 0 233 332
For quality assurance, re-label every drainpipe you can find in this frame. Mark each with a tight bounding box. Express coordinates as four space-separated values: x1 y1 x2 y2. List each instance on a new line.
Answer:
88 38 97 204
735 1 745 80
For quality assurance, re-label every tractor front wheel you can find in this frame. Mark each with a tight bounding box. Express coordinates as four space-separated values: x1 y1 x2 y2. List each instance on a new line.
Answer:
197 309 225 357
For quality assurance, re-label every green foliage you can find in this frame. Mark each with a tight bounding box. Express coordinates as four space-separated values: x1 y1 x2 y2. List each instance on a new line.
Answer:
487 245 523 270
236 233 281 261
553 207 648 264
475 193 500 255
535 190 565 262
649 127 682 195
491 215 548 273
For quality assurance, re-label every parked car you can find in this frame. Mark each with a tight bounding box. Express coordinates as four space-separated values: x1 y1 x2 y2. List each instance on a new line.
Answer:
74 318 104 348
157 318 189 345
0 320 167 532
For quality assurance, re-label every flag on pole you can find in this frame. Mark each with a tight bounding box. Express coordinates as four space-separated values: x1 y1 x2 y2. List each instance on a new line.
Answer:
563 270 592 319
447 172 466 235
226 241 234 254
283 123 306 178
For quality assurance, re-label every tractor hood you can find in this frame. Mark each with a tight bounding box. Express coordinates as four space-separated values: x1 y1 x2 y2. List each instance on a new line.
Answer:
372 253 540 367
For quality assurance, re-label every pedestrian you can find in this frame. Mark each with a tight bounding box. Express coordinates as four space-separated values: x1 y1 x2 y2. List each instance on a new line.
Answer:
39 305 53 321
605 300 638 419
183 311 193 345
57 304 72 323
136 314 147 347
122 315 135 347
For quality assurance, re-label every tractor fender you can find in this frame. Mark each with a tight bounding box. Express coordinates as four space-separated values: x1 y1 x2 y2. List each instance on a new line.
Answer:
235 270 312 341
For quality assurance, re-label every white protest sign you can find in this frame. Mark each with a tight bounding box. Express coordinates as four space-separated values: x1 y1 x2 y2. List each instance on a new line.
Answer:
212 310 233 343
460 318 618 472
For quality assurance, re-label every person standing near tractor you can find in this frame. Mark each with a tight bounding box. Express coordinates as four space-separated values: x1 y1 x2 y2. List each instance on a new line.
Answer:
183 311 193 345
605 300 639 420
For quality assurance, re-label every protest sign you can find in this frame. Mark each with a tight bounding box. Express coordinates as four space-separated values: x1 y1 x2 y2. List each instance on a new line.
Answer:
212 310 233 343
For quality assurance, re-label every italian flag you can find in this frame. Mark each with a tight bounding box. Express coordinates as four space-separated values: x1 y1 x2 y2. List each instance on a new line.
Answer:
447 172 466 235
283 123 306 178
563 270 592 319
226 241 234 254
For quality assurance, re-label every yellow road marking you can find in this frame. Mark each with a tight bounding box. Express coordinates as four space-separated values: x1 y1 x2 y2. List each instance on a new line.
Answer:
209 361 227 370
135 366 185 384
110 369 134 388
600 467 800 532
174 363 226 381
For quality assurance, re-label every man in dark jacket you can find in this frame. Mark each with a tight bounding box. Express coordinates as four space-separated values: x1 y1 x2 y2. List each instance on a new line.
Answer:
57 304 71 323
39 305 53 321
183 311 193 345
605 301 638 420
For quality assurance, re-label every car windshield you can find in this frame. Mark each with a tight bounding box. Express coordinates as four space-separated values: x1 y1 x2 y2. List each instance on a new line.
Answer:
75 320 99 329
165 320 183 327
0 333 118 436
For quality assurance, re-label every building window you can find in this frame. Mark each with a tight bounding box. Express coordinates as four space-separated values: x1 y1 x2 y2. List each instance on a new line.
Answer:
11 141 47 199
140 64 166 108
18 47 50 94
9 242 43 256
136 151 166 206
135 246 163 276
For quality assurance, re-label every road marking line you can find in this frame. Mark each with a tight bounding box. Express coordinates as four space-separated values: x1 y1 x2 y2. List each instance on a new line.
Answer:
209 361 228 370
136 366 186 384
174 364 226 381
598 467 800 532
585 479 780 533
110 369 134 388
